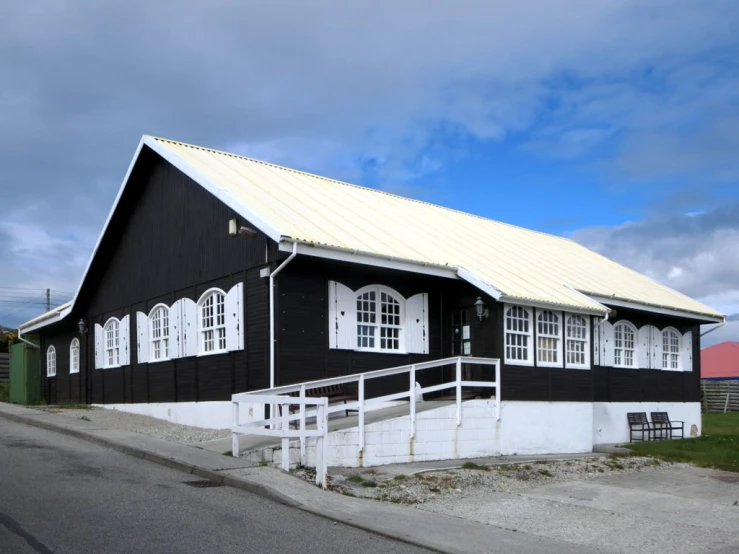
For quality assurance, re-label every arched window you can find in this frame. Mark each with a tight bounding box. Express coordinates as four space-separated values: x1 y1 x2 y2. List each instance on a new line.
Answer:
565 315 589 368
70 339 80 374
104 318 120 368
505 305 533 364
199 290 226 353
47 346 56 377
149 305 170 361
662 328 681 370
613 321 637 368
537 310 561 365
356 286 403 352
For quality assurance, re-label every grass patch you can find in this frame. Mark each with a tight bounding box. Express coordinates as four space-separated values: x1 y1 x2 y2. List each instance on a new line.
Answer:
462 462 490 471
394 474 407 481
523 465 532 470
80 416 92 422
362 469 378 475
538 469 553 477
0 383 8 403
361 480 378 488
347 475 365 483
627 413 739 472
428 487 440 493
341 490 356 497
259 461 269 467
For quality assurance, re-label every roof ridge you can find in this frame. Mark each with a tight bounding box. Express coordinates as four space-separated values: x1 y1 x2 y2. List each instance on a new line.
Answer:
148 135 576 245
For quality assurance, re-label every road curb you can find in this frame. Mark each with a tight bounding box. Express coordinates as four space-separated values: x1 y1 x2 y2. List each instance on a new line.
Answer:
0 409 299 509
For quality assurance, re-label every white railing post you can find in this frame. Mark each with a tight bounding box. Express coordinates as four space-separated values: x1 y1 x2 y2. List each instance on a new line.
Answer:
495 360 501 421
299 384 306 466
409 365 416 439
456 357 462 426
232 401 239 457
358 374 365 454
315 400 328 489
281 402 290 472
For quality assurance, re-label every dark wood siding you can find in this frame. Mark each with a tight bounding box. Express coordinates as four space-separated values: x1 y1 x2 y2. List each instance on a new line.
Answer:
56 149 276 405
41 323 85 405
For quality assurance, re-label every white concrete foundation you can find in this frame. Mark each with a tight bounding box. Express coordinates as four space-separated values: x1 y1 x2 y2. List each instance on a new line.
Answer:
593 402 701 444
96 401 264 430
499 401 593 455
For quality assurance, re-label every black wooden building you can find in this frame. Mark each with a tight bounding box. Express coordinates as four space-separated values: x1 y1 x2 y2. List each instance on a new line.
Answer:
19 136 724 423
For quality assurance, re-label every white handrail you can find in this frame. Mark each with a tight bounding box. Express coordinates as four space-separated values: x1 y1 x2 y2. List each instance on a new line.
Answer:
232 356 500 484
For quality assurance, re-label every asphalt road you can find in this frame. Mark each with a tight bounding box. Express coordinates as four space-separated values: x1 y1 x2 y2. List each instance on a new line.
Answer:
0 419 429 554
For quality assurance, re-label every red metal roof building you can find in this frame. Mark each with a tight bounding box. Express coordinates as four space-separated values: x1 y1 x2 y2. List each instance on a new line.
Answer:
701 341 739 380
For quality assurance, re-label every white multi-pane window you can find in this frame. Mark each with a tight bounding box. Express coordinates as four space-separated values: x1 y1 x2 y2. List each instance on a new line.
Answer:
536 310 561 366
47 346 56 377
565 315 589 368
505 305 533 365
104 319 120 368
356 286 402 352
149 306 170 361
70 339 80 374
662 328 681 370
200 291 226 353
614 321 637 368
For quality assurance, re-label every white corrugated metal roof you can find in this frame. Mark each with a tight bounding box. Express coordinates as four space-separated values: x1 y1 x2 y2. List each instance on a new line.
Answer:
18 302 72 331
147 136 723 320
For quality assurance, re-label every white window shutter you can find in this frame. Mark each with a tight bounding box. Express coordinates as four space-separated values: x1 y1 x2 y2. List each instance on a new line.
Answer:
120 315 130 366
681 331 693 372
406 293 429 354
649 326 661 369
637 325 651 368
136 312 149 364
593 318 601 366
170 300 182 359
180 298 199 357
601 320 615 367
225 283 244 352
94 323 104 369
328 281 356 350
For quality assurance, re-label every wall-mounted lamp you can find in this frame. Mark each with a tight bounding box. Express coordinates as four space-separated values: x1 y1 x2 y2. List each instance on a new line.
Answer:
228 218 259 238
474 297 489 321
238 226 258 237
78 319 88 335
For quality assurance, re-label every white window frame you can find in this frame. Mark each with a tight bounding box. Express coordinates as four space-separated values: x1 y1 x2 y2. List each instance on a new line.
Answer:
198 288 227 355
565 314 590 369
504 304 534 366
536 310 563 368
613 321 638 369
149 304 171 363
103 318 121 368
46 345 56 377
354 285 406 353
661 327 682 371
70 339 80 374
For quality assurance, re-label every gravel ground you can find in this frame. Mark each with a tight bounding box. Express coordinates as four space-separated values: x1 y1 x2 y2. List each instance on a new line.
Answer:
40 406 231 445
296 456 690 504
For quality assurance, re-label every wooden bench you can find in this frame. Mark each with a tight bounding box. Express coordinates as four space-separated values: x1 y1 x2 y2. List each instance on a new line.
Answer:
650 412 684 440
279 384 358 425
627 412 653 442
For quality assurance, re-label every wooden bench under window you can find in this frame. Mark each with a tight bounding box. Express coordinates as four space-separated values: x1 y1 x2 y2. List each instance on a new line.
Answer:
627 412 653 442
650 412 684 440
279 384 358 424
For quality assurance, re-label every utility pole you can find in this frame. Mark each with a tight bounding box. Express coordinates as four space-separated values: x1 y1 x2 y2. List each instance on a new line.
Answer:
45 288 50 312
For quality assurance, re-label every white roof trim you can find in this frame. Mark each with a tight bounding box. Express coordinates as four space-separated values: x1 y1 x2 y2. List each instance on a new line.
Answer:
19 302 73 333
499 296 607 316
589 295 725 323
144 137 284 243
456 266 503 301
278 239 458 280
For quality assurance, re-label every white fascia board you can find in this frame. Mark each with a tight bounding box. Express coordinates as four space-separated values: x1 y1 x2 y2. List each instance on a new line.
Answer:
144 137 284 244
19 305 71 333
456 266 503 301
499 295 607 317
588 295 725 323
278 240 458 280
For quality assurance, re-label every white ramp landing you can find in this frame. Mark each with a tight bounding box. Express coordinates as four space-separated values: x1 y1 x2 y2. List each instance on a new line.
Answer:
240 399 501 468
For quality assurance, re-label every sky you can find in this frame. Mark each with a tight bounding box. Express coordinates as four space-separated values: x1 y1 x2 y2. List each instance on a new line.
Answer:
0 1 737 345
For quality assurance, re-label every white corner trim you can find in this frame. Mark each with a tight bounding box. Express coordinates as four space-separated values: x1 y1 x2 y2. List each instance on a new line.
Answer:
456 267 503 300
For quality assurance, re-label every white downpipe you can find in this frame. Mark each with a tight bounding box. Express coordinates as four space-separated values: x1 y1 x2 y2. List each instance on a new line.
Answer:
16 327 40 349
595 309 610 327
270 242 298 389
